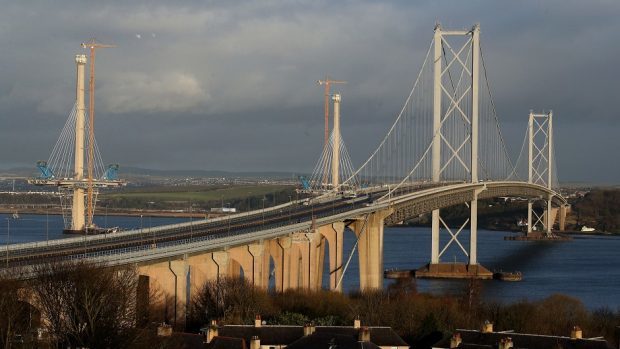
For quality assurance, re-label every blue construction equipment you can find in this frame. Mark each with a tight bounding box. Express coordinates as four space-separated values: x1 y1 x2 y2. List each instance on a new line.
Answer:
36 161 54 179
103 164 120 180
299 176 311 190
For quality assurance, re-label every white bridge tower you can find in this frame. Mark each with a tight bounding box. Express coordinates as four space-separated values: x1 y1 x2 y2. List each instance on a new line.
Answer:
527 110 554 235
428 24 488 275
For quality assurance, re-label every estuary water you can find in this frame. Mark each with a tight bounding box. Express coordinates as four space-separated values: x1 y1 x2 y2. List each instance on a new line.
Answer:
1 213 618 309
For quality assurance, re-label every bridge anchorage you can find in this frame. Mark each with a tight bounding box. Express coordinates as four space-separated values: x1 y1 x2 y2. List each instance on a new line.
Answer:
28 45 125 234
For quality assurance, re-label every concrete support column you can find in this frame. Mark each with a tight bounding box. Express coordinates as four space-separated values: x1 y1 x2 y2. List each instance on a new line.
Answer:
297 236 310 289
271 237 292 292
138 258 189 328
351 209 393 291
288 240 302 289
290 232 324 290
315 235 326 289
259 242 273 288
319 222 344 292
307 232 325 290
229 260 242 278
527 200 533 235
559 205 569 231
546 195 553 234
247 243 266 288
169 258 189 326
212 251 230 279
228 244 264 285
469 196 478 265
431 210 440 264
187 254 219 298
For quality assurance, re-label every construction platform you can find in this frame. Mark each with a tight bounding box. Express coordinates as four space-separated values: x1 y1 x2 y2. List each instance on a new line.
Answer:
504 231 571 241
386 263 493 280
385 266 522 281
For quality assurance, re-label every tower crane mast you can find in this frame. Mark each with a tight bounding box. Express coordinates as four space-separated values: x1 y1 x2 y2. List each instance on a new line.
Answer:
81 38 115 229
317 77 347 149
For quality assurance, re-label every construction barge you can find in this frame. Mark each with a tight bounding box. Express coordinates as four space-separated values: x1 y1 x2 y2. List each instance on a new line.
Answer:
504 231 571 241
385 265 522 281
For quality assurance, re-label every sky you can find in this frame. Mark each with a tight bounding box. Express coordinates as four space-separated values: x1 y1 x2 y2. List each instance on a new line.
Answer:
0 1 618 183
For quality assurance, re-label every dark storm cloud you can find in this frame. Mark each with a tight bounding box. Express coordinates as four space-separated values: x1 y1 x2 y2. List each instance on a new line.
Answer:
0 1 618 182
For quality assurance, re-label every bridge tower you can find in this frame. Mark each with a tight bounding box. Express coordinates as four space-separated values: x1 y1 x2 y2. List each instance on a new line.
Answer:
527 110 555 235
72 54 88 231
427 23 490 277
29 51 124 233
331 93 342 190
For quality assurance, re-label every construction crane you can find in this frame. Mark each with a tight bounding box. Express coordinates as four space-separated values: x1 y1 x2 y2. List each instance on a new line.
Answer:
81 38 115 229
317 77 347 149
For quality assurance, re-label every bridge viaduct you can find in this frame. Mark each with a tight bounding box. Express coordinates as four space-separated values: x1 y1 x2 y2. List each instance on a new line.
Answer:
126 182 568 325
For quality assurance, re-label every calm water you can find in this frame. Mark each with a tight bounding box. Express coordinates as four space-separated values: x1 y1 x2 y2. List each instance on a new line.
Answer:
341 227 620 310
2 213 618 309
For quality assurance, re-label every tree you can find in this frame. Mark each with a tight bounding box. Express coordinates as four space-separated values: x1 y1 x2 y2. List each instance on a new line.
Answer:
0 270 35 349
188 276 273 329
30 261 139 349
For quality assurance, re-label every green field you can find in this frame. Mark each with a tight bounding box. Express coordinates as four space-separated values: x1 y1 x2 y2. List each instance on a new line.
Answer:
101 184 297 210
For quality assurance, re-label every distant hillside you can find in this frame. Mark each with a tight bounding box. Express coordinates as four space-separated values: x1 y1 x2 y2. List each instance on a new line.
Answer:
0 166 305 180
120 167 303 179
571 188 620 232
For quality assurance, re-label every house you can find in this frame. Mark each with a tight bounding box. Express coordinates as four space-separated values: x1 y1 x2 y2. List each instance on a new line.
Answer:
433 322 612 349
204 315 409 349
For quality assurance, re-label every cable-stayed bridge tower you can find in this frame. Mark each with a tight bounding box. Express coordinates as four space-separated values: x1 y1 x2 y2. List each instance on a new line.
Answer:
305 92 358 193
29 52 124 234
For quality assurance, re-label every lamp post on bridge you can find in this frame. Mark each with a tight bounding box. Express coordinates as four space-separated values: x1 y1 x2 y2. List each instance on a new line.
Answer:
189 199 193 241
288 195 292 224
226 202 231 234
5 218 10 268
138 213 145 249
262 197 266 227
46 208 49 246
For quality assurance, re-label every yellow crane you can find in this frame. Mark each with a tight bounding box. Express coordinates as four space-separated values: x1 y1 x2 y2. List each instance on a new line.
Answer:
317 77 347 149
81 38 115 229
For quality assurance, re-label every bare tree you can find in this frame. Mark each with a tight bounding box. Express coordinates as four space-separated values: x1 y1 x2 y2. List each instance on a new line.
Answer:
189 276 272 328
30 261 139 349
0 270 35 349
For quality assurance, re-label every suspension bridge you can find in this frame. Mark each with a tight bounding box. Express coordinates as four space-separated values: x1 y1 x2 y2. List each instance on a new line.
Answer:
4 24 569 325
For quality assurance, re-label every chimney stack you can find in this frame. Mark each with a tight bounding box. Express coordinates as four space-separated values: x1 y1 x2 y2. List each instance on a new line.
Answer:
450 333 462 348
254 315 262 328
156 323 172 337
303 323 316 336
482 320 493 333
571 326 583 339
206 320 218 344
498 337 513 349
358 327 371 342
353 316 361 329
250 335 260 349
